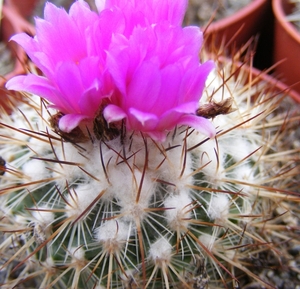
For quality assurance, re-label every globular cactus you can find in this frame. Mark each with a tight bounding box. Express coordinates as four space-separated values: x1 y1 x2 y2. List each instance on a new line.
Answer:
1 1 300 289
1 53 300 289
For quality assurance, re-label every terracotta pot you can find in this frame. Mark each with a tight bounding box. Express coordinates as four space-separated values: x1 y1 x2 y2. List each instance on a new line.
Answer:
0 0 37 112
5 0 39 18
204 0 274 70
210 53 300 103
273 0 300 95
240 61 300 103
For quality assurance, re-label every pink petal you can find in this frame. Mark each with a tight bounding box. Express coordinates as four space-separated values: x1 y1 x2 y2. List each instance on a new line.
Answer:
78 87 107 117
153 64 182 114
176 115 216 138
54 62 84 113
5 75 68 111
76 57 103 89
174 102 199 113
102 0 187 26
181 61 215 103
153 0 188 25
126 62 161 110
103 104 127 123
128 107 159 131
95 0 106 12
155 102 199 130
106 48 130 95
10 33 38 61
69 1 100 43
36 4 87 65
58 114 89 133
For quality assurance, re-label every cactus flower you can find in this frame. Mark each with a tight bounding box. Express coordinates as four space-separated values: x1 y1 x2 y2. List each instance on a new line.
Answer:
0 1 299 286
6 1 113 132
96 0 188 31
104 24 215 141
6 0 215 141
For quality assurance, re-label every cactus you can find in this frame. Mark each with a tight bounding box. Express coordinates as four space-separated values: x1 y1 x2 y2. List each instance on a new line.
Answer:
0 50 299 288
1 1 300 288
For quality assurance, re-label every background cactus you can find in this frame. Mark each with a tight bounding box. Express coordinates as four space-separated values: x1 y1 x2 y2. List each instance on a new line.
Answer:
0 49 299 289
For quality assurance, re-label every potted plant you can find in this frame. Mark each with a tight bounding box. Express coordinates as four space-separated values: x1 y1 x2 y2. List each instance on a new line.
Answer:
202 0 274 70
1 1 299 288
273 0 300 96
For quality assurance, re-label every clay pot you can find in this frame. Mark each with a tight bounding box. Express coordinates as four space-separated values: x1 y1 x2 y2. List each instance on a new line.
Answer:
212 53 300 103
244 62 300 103
0 0 37 112
273 0 300 95
204 0 274 70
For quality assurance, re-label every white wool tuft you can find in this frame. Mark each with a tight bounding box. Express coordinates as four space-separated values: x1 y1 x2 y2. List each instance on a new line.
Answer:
228 164 256 195
31 206 55 226
70 246 85 261
149 237 172 265
198 233 216 252
23 159 49 182
194 138 226 188
65 182 106 219
105 164 132 200
164 192 193 231
95 220 132 250
158 139 194 192
207 194 230 221
222 137 257 163
116 169 155 220
52 143 91 188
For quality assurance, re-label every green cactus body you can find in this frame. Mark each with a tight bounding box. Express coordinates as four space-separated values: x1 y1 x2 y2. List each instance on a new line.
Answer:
0 58 299 289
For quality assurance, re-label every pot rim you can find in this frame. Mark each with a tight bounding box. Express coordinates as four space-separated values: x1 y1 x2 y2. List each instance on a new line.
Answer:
250 64 300 103
216 55 300 103
205 0 268 33
273 0 300 44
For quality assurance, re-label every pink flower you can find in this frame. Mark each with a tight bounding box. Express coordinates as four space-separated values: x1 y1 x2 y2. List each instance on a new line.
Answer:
6 0 114 132
96 0 188 28
6 0 215 141
104 23 215 141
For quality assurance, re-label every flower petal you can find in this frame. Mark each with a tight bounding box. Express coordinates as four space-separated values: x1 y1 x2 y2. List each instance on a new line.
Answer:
95 0 106 12
177 114 216 138
128 107 159 131
58 114 89 133
103 104 127 123
126 62 161 111
6 0 215 140
54 62 84 113
101 0 188 26
180 60 215 103
155 102 198 131
5 75 69 111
